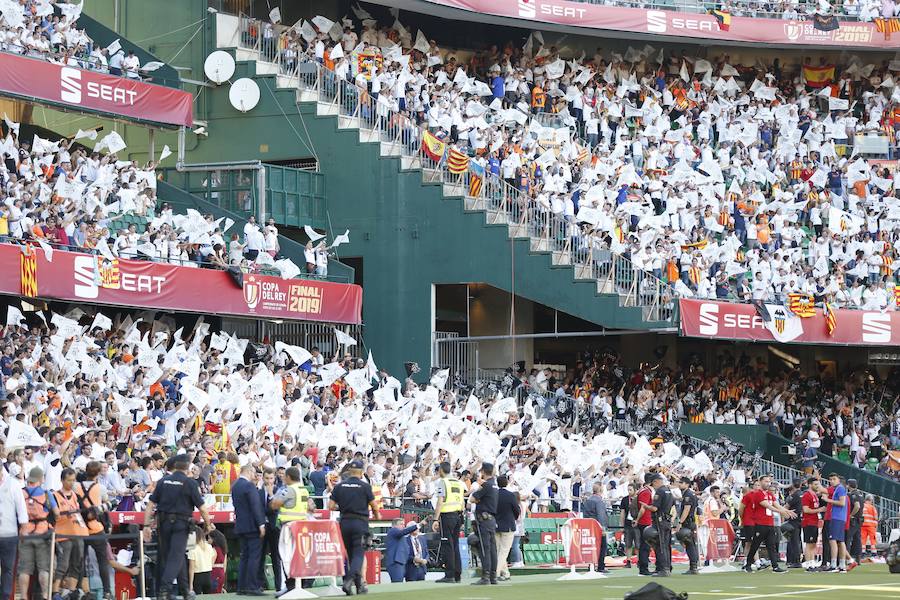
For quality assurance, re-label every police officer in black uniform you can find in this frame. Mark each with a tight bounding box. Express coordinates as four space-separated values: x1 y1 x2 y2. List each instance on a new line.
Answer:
675 477 699 575
647 473 674 577
785 479 804 568
143 456 212 600
469 463 499 585
329 460 381 596
846 479 865 564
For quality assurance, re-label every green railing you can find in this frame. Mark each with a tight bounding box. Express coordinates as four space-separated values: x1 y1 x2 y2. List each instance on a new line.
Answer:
159 165 326 228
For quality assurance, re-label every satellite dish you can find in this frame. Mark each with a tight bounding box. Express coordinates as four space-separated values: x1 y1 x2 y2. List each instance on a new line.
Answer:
229 78 260 112
204 51 235 84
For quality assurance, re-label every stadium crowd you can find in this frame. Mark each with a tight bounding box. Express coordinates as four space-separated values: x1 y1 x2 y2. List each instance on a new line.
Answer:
566 0 895 22
0 0 149 78
0 306 894 596
277 9 900 308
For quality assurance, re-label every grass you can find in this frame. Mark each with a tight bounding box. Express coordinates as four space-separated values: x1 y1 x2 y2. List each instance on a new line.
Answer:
222 564 897 600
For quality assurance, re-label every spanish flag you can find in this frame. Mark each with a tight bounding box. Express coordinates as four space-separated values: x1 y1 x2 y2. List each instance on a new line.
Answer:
680 239 709 252
447 148 470 174
709 9 731 31
421 130 446 162
823 302 836 336
802 65 836 89
788 293 816 318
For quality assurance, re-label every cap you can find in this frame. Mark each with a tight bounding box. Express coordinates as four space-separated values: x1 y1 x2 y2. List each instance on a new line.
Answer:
27 466 44 483
349 459 364 469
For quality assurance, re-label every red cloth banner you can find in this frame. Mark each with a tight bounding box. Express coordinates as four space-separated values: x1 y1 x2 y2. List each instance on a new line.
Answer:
282 520 346 579
705 518 735 561
0 243 362 324
680 299 900 346
423 0 898 48
0 52 192 127
564 518 603 566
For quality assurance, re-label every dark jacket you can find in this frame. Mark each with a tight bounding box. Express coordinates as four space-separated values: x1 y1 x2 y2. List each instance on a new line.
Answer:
231 476 265 535
496 488 521 533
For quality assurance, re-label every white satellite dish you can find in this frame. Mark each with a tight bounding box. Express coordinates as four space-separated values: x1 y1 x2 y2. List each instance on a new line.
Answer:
229 78 260 112
204 51 235 84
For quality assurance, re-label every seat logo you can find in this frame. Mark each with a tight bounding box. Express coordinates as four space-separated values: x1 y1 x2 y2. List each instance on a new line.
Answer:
861 313 891 343
698 303 719 335
60 67 82 103
518 0 536 18
647 11 667 33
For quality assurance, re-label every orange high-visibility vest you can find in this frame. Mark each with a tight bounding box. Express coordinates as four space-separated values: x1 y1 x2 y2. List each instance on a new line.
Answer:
863 503 878 527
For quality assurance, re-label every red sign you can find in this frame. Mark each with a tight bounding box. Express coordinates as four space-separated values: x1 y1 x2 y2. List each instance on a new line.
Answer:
540 531 562 545
705 518 735 561
424 0 898 48
0 243 362 324
680 299 900 346
111 511 236 525
0 52 192 127
564 518 603 566
282 520 346 579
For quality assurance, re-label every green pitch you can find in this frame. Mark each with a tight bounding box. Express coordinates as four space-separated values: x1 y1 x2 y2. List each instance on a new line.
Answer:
220 564 897 600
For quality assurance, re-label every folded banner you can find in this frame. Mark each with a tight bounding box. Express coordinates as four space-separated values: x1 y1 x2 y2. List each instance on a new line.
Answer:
705 518 735 561
0 52 192 127
0 243 362 324
280 520 346 579
680 299 900 346
423 0 898 48
561 518 603 566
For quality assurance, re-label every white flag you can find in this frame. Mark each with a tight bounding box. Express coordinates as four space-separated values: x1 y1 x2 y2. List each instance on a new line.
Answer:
90 312 113 331
36 238 53 263
430 368 449 390
6 306 26 327
6 419 46 449
95 131 127 154
269 7 281 23
311 15 334 33
304 225 325 242
414 30 430 53
275 341 312 367
74 129 98 141
330 229 350 248
764 305 804 343
106 39 122 55
158 145 172 162
141 61 165 72
3 113 19 135
334 328 357 347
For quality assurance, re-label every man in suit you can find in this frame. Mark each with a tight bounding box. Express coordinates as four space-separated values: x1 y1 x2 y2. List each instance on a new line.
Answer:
495 475 521 581
405 522 428 581
259 467 283 591
385 519 418 582
231 464 266 595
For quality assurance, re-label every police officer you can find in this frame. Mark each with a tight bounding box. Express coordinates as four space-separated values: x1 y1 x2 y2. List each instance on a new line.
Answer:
469 463 498 585
329 460 380 596
270 466 315 592
143 456 212 600
675 477 699 575
785 479 804 568
646 473 674 576
433 462 465 584
846 479 865 565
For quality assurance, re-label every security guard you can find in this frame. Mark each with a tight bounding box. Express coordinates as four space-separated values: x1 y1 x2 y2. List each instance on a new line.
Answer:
433 462 465 584
143 456 212 600
469 463 498 585
329 460 380 596
646 473 674 576
675 477 699 575
785 479 804 568
846 479 865 564
270 466 315 591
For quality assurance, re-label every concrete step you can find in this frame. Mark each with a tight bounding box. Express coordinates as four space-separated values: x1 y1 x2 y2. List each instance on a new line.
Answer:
400 156 422 171
530 237 550 252
552 250 572 266
464 197 486 211
297 89 318 104
359 129 380 144
316 103 339 116
485 210 508 225
275 74 298 89
573 264 595 281
337 115 360 130
442 183 465 197
508 223 528 239
380 141 402 157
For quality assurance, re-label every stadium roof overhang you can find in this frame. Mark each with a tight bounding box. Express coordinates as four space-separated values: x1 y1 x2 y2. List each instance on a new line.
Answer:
365 0 900 51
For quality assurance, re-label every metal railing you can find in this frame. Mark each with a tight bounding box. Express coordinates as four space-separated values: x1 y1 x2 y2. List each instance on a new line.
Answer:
561 0 870 21
288 60 675 323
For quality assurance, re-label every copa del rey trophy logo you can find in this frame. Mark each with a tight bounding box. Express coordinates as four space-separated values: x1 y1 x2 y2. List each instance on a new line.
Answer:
297 524 314 564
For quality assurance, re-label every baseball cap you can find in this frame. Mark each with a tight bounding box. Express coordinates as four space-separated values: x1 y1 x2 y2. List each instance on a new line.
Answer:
349 459 364 469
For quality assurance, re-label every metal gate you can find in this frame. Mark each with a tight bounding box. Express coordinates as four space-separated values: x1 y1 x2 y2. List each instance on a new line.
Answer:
222 318 363 358
432 331 479 385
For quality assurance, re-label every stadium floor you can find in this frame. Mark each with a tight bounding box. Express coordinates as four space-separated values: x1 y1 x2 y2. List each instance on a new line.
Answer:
215 565 896 600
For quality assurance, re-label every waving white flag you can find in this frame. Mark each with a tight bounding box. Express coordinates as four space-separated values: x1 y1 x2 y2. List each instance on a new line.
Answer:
334 328 357 347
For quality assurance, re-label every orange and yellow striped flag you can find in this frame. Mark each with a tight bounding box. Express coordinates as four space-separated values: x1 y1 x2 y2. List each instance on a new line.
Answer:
447 148 470 174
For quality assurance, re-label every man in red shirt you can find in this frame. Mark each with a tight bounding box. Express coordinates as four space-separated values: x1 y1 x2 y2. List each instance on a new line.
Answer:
634 473 655 576
801 477 825 570
738 482 759 564
743 475 795 573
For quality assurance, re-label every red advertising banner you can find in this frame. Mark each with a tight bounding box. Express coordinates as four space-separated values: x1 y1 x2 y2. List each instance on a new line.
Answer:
0 243 362 324
423 0 899 48
281 520 346 579
563 518 603 566
0 52 192 127
680 299 900 346
705 518 735 561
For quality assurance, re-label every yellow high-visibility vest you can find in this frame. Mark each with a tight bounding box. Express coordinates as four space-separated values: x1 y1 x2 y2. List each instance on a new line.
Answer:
277 483 310 525
439 477 464 513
